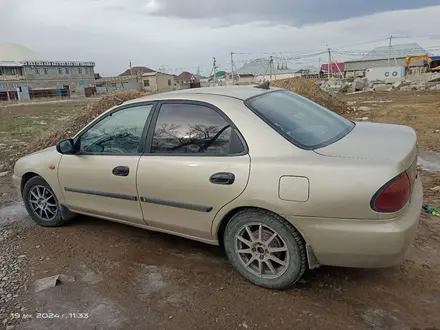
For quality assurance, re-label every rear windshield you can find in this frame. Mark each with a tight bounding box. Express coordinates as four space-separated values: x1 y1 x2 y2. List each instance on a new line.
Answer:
245 90 355 149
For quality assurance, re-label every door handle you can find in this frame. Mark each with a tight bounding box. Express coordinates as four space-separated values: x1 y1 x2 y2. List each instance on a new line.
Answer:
112 166 130 177
209 172 235 185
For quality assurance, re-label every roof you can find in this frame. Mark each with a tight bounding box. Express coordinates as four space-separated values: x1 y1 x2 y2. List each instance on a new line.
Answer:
0 61 24 67
320 62 345 72
0 43 46 61
124 85 278 105
119 66 155 76
359 43 428 61
141 71 175 77
236 58 297 75
176 71 195 82
295 65 320 74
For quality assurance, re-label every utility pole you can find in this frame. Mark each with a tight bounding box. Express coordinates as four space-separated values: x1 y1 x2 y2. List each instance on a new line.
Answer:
230 52 234 85
269 56 273 81
388 36 393 66
327 47 332 79
129 59 133 75
212 57 217 85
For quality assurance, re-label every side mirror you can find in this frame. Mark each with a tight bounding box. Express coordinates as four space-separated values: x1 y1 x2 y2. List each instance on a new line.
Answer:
56 139 76 154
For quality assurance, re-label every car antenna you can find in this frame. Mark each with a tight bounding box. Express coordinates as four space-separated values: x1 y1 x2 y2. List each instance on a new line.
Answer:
254 80 270 90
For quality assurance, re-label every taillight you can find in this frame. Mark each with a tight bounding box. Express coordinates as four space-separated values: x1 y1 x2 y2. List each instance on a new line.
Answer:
371 172 411 213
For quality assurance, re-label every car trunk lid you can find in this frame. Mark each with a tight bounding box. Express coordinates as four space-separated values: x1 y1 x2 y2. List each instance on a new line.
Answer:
314 122 417 172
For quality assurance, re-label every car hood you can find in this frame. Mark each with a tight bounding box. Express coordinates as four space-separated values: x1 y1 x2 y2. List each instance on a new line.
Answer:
315 122 417 170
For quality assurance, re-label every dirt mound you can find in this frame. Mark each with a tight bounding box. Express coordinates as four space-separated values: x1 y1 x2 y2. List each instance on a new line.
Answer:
271 77 349 115
7 90 147 169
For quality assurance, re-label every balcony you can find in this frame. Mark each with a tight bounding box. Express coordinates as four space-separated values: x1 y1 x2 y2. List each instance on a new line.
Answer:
0 75 25 81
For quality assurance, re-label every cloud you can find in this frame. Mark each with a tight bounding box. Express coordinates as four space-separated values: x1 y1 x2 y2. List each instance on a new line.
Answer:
128 0 440 26
0 1 439 76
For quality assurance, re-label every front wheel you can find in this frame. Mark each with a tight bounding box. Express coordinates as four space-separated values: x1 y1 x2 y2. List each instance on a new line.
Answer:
224 209 307 290
23 176 73 227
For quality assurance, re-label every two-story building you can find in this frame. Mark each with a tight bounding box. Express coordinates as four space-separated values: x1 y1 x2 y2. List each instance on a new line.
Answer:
0 43 96 101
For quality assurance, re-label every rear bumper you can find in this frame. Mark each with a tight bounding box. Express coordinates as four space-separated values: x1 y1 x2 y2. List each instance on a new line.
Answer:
287 175 423 268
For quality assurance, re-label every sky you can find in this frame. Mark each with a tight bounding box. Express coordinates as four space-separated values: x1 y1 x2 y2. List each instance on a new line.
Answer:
1 0 440 76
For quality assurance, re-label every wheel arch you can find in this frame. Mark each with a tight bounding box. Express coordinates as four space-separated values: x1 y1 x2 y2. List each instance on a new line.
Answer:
20 172 41 194
216 206 308 247
216 206 319 270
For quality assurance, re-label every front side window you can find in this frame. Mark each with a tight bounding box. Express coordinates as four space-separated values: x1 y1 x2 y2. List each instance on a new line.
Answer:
246 90 355 149
151 103 239 155
78 104 153 154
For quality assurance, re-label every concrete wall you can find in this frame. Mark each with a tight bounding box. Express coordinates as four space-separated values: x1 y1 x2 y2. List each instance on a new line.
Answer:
156 73 174 92
345 58 425 72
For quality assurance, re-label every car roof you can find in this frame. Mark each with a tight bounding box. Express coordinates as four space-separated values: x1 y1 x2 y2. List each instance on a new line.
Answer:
123 85 281 105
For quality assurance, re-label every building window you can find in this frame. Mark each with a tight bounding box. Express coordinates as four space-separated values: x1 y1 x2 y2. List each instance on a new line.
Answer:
35 68 40 75
168 79 171 86
58 68 63 75
78 68 82 74
84 67 89 74
65 68 70 75
143 80 150 87
11 68 16 75
43 68 49 75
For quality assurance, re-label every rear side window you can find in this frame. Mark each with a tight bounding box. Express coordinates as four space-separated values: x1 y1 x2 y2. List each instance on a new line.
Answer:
246 90 355 149
151 103 243 155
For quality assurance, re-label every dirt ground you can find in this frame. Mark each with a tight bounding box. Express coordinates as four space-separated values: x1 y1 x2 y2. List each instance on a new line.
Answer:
1 91 440 330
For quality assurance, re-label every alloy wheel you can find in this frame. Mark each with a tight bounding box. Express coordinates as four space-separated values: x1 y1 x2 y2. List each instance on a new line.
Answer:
234 223 290 279
28 185 58 222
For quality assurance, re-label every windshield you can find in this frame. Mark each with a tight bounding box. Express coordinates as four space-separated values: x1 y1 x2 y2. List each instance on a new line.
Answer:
245 90 355 149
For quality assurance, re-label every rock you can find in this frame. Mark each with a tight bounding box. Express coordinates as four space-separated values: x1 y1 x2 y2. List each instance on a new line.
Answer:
0 164 5 172
1 193 6 197
392 80 403 90
0 171 9 177
357 106 372 111
31 274 75 293
6 325 15 330
352 77 368 91
430 186 440 192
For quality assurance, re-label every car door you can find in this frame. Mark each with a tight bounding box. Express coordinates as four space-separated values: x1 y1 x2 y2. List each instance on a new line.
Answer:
137 101 251 240
58 102 155 225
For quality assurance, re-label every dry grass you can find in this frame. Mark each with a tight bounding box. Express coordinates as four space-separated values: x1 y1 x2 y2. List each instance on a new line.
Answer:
4 90 147 169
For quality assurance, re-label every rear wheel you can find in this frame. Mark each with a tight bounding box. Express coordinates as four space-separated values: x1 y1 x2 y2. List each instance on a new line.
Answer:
224 209 307 290
23 176 73 227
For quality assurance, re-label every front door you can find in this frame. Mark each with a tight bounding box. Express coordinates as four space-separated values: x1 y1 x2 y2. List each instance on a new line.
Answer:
137 102 250 240
58 103 155 225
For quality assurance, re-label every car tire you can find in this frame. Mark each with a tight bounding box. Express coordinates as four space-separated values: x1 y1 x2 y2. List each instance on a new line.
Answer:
22 176 74 227
224 209 307 290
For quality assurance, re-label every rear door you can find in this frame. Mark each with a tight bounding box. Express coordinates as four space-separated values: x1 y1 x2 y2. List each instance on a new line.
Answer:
137 101 250 240
58 102 155 225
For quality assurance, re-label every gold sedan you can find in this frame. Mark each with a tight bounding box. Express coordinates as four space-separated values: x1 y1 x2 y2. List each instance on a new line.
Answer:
13 84 423 289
